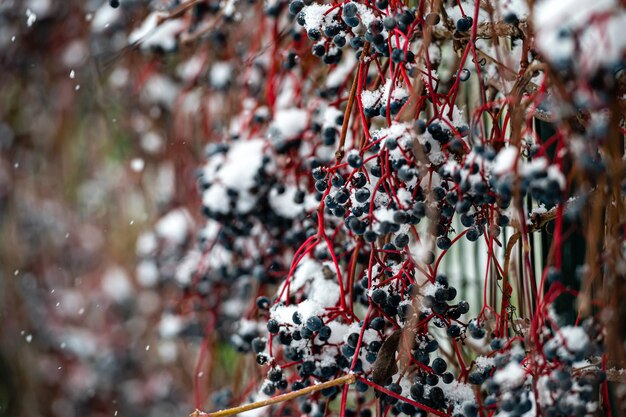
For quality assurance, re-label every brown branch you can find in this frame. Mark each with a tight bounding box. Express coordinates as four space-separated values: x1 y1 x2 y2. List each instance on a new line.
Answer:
191 374 357 417
336 43 371 163
430 20 528 41
504 203 561 273
572 358 626 383
156 0 204 24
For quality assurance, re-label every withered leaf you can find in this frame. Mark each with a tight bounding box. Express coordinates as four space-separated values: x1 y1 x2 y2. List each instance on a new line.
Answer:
371 328 403 386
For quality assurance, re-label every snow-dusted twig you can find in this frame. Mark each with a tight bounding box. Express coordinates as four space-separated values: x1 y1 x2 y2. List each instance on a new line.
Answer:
190 374 357 417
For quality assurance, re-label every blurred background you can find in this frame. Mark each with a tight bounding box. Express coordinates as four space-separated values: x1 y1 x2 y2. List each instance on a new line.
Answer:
0 1 219 416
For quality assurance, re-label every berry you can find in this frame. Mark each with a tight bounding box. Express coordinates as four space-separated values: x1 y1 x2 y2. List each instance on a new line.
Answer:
318 325 332 340
394 233 409 247
369 317 385 331
251 338 266 353
410 383 424 400
456 16 473 32
256 296 271 309
442 372 454 384
371 289 387 305
350 36 364 49
333 35 346 47
292 312 302 325
288 0 304 15
342 2 357 17
306 316 323 332
267 319 280 334
466 227 479 242
315 179 328 192
375 0 388 9
391 48 405 63
437 236 452 250
383 17 396 30
347 152 363 168
431 357 447 374
308 29 322 41
268 368 283 382
446 324 461 338
355 188 370 203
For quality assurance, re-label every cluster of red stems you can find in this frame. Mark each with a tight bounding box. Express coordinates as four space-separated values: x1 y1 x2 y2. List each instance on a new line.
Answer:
116 0 626 417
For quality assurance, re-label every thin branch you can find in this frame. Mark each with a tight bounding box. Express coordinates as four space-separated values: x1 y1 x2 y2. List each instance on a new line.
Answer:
191 374 357 417
336 43 371 163
430 20 528 41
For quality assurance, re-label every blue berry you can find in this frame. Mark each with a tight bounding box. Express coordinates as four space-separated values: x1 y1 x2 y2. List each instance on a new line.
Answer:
306 316 323 331
456 16 473 32
410 383 424 400
292 312 302 324
350 35 364 49
267 319 280 334
466 227 479 242
344 15 360 27
342 2 357 17
394 233 409 247
288 0 304 15
431 357 447 374
268 368 283 382
333 35 346 47
391 48 405 63
437 236 452 250
355 188 370 203
256 296 271 309
369 317 385 330
308 28 322 41
468 372 485 384
251 338 266 353
318 325 332 340
446 324 461 338
371 289 387 305
383 16 396 30
347 153 363 168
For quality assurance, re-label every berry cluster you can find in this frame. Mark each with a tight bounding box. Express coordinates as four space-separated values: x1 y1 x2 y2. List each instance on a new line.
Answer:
115 0 626 415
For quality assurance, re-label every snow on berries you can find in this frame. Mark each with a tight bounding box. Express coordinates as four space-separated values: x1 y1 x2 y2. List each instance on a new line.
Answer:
121 0 626 415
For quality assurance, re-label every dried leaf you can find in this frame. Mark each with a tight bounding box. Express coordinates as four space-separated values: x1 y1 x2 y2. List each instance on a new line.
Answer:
371 328 402 386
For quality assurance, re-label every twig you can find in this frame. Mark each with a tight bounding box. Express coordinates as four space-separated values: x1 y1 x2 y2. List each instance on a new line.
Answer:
191 374 357 417
336 43 371 163
430 20 528 41
504 205 560 279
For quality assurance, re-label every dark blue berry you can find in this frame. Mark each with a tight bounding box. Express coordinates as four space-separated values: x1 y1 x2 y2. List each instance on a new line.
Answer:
257 296 271 309
306 316 323 331
347 153 363 168
456 16 473 32
318 325 332 340
288 0 304 15
267 319 280 334
355 188 370 203
308 28 322 41
369 317 385 331
437 236 451 250
431 357 447 374
342 2 357 17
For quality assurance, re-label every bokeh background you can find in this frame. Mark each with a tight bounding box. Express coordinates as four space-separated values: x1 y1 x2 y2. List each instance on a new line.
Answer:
0 1 218 416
